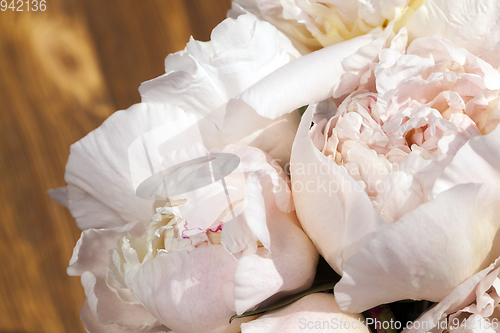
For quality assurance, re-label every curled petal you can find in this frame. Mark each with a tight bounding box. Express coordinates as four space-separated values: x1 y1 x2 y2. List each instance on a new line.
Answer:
433 124 500 197
222 99 301 168
232 160 318 314
291 104 386 274
236 29 391 120
68 225 160 330
140 13 300 111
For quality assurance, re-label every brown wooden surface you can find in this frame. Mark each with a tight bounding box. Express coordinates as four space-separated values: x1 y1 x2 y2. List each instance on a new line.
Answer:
0 1 231 331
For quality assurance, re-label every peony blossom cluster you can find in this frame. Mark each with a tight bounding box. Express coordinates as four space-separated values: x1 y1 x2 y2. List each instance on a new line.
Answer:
50 0 500 332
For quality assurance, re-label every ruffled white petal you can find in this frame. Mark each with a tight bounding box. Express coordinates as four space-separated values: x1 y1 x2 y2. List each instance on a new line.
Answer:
236 28 392 120
65 103 205 230
406 0 500 55
68 225 161 330
140 13 300 111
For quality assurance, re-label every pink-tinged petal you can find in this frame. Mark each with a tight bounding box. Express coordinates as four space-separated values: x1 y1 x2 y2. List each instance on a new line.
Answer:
403 256 500 333
232 167 318 314
406 0 500 55
129 246 246 333
68 225 161 330
80 299 170 333
140 13 300 113
374 51 435 102
221 213 258 256
218 146 293 256
480 41 500 70
65 103 212 230
433 124 500 198
233 254 284 315
335 183 500 313
241 293 370 333
374 171 423 224
236 30 390 120
216 145 294 213
171 169 247 232
291 104 386 274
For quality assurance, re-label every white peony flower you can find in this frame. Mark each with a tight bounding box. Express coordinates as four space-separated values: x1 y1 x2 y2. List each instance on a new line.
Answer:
229 19 500 314
52 13 320 332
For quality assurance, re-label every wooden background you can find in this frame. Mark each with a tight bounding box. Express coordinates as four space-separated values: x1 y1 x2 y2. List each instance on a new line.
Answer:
0 0 231 331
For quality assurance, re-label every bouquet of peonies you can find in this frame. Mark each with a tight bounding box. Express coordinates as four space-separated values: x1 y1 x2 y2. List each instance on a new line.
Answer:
49 0 500 332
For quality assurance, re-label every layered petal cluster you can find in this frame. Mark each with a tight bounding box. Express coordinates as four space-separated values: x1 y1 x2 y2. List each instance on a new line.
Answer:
59 13 320 333
68 143 318 333
282 33 500 311
230 0 500 55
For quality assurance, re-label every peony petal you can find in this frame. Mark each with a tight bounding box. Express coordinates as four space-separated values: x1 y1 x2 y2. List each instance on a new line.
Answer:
233 254 284 315
242 174 271 250
215 144 294 213
480 41 500 70
129 246 243 333
433 124 500 198
232 160 318 314
68 225 161 330
291 104 386 274
80 299 170 333
406 0 500 55
140 13 300 111
374 171 423 224
335 183 500 313
236 30 390 120
403 257 500 333
240 293 370 333
222 99 300 168
47 186 68 207
221 213 258 256
137 13 301 168
65 103 213 230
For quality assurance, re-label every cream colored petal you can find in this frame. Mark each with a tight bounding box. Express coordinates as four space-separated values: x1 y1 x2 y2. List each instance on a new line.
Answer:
335 183 500 313
291 104 386 274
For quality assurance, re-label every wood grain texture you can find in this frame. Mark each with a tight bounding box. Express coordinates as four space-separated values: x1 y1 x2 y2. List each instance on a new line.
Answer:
0 0 230 331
